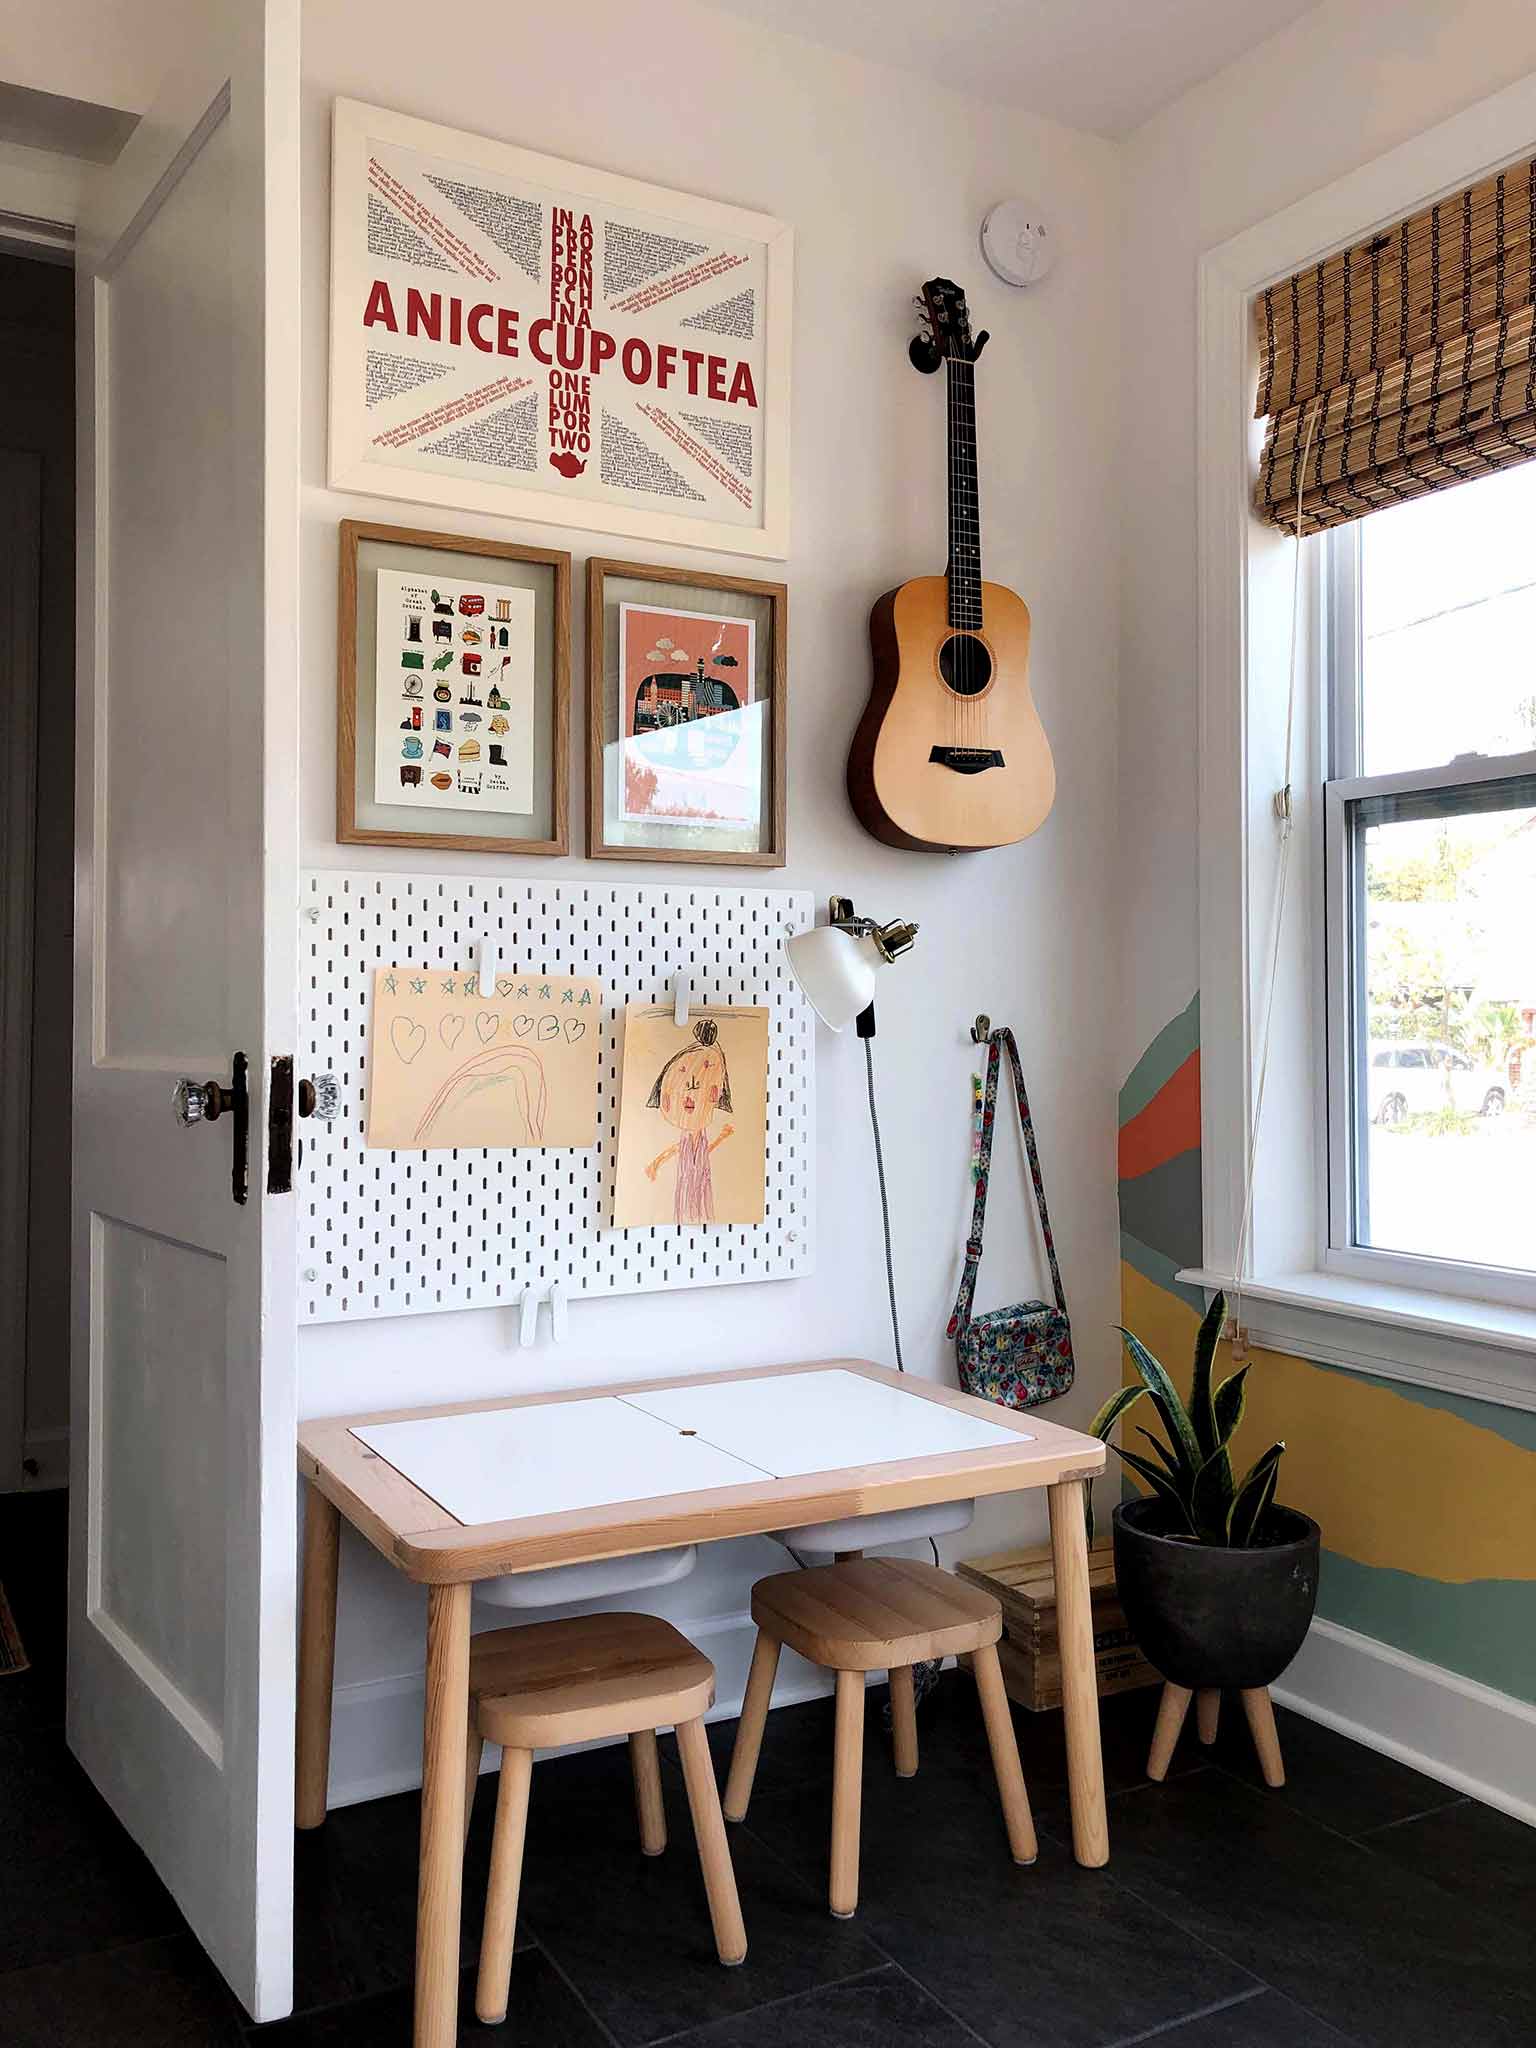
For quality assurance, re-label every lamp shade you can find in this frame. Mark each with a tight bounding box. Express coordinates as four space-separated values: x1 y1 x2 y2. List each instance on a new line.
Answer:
784 924 886 1032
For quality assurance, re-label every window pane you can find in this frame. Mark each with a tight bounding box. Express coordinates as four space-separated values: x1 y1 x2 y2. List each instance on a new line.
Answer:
1361 463 1536 775
1354 780 1536 1273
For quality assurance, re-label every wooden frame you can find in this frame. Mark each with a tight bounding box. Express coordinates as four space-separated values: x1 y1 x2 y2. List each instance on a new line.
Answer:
336 518 570 855
585 556 787 866
328 98 793 560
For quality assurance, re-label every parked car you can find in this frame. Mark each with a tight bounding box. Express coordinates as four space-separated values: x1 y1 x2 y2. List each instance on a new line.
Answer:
1367 1042 1507 1123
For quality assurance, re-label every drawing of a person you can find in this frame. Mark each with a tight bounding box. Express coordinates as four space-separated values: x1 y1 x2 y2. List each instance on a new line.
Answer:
644 1018 735 1224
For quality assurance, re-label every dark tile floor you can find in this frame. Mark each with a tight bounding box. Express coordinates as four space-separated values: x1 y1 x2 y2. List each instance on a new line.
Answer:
3 1491 1534 2046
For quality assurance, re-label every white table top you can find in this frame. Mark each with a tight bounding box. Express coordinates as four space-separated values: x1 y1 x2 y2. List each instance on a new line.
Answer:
353 1367 1029 1526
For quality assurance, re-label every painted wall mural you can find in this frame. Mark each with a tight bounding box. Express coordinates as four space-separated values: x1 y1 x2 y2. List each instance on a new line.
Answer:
1119 995 1536 1708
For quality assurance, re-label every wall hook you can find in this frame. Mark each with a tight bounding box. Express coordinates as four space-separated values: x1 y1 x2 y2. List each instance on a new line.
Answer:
970 1013 992 1044
672 971 691 1030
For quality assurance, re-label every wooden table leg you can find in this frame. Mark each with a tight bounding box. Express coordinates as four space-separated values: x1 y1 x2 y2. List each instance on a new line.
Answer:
295 1484 340 1830
1048 1479 1109 1868
415 1581 472 2048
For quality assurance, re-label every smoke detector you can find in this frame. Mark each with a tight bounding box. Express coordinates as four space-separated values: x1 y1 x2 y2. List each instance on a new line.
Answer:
980 200 1054 289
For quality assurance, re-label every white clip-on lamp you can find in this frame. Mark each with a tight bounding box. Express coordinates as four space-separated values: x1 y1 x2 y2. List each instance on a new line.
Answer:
784 896 919 1381
783 895 918 1039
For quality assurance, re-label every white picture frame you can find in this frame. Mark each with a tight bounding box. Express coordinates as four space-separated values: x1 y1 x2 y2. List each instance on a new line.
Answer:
328 98 794 559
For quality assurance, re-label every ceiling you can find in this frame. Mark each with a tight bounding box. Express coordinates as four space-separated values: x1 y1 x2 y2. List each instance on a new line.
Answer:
699 0 1319 138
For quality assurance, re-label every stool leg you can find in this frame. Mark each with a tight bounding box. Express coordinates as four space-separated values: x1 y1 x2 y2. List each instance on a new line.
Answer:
475 1747 532 2026
1147 1682 1193 1781
462 1708 484 1850
724 1631 780 1822
1241 1688 1286 1787
1196 1689 1221 1746
889 1665 919 1778
830 1669 864 1919
972 1643 1038 1866
630 1729 667 1856
676 1718 748 1966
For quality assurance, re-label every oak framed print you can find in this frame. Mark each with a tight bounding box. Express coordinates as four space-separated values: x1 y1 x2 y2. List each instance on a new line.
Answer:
328 98 793 558
586 557 786 866
337 519 570 854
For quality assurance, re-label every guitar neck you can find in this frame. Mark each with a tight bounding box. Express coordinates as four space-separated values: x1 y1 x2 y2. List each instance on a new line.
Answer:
945 358 982 630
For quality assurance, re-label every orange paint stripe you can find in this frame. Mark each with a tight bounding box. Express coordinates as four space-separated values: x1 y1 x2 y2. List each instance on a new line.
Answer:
1118 1049 1200 1180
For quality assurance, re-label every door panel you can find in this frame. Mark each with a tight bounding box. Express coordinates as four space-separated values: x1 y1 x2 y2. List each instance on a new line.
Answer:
71 4 300 2021
100 113 234 1068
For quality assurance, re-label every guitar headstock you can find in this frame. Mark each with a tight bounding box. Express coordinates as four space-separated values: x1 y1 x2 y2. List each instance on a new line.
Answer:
911 277 989 372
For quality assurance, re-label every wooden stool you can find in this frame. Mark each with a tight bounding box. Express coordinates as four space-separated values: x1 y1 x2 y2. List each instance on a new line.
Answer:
724 1558 1036 1918
1147 1682 1285 1786
464 1610 746 2025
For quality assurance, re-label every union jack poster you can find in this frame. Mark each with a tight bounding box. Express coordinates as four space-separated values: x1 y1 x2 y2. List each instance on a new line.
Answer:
329 101 793 558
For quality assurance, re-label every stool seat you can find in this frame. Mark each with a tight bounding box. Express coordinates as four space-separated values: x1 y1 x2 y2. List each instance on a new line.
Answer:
471 1610 714 1749
752 1557 1003 1672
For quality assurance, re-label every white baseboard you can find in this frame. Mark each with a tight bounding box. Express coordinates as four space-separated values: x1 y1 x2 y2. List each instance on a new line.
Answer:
1273 1616 1536 1828
325 1611 835 1811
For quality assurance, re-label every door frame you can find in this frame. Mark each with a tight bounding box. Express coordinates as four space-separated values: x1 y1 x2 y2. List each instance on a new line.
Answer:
0 447 41 1493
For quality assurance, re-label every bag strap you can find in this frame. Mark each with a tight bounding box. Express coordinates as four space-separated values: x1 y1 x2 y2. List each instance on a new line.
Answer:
947 1026 1067 1337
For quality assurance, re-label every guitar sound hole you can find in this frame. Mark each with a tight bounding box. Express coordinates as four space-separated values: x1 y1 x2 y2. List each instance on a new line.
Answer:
938 633 992 698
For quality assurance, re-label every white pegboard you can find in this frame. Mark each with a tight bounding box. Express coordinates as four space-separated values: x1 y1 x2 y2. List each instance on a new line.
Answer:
298 870 815 1323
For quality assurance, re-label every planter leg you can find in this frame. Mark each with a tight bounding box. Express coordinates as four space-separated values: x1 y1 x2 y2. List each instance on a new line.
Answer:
1196 1689 1221 1745
1147 1682 1192 1781
1241 1688 1285 1787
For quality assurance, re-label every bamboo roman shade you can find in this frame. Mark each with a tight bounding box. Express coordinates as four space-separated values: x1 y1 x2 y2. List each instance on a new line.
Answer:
1253 153 1536 533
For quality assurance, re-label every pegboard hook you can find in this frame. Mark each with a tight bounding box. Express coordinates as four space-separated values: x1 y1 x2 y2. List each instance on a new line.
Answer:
672 971 691 1030
477 932 498 1000
519 1282 542 1349
970 1013 992 1044
548 1280 568 1344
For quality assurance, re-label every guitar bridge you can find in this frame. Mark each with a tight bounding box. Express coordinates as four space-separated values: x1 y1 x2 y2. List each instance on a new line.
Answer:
929 746 1004 775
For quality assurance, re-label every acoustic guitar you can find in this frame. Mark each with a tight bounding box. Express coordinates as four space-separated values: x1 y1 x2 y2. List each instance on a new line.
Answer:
847 277 1056 853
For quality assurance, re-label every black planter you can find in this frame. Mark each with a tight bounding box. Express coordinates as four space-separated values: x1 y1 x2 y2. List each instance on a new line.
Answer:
1112 1497 1320 1691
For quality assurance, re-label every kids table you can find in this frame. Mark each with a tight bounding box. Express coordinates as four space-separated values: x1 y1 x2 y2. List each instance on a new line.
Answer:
295 1359 1109 2048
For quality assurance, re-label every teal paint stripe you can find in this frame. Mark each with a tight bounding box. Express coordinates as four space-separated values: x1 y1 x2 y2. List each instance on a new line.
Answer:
1118 1149 1203 1271
1318 1550 1536 1706
1119 992 1200 1125
1119 1231 1207 1314
1300 1356 1536 1455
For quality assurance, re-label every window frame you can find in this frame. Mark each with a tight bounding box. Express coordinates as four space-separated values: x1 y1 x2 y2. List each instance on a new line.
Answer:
1188 74 1536 1413
1320 527 1536 1309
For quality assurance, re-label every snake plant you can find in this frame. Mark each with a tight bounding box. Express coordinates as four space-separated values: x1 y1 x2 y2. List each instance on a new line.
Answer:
1087 1291 1286 1547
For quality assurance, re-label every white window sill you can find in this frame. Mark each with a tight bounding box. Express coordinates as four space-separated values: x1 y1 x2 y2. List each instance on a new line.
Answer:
1175 1267 1536 1415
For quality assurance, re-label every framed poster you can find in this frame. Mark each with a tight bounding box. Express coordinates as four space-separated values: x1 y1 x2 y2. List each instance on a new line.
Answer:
337 520 569 854
587 558 786 865
328 98 793 559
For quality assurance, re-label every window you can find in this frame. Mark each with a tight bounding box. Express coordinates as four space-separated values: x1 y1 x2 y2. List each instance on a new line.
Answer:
1323 462 1536 1307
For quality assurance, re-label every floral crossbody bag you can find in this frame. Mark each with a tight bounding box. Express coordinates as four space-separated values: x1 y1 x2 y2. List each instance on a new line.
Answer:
946 1026 1074 1410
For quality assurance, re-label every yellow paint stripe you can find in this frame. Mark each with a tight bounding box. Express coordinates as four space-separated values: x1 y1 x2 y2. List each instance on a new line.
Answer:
1118 1263 1536 1586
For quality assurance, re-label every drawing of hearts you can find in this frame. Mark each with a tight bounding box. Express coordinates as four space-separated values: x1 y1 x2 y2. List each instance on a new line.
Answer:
390 1017 426 1064
440 1015 465 1050
537 1016 560 1041
562 1019 586 1044
512 1015 534 1037
475 1012 500 1044
496 978 515 996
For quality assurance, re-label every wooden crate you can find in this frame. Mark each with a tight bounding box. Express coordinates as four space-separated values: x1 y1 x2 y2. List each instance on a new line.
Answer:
958 1541 1159 1712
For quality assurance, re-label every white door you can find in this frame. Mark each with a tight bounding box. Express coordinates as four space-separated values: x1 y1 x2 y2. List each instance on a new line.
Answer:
70 1 301 2021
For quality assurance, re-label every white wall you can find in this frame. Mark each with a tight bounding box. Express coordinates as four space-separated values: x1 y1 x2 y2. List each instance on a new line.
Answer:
299 0 1124 1798
1117 0 1536 1076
